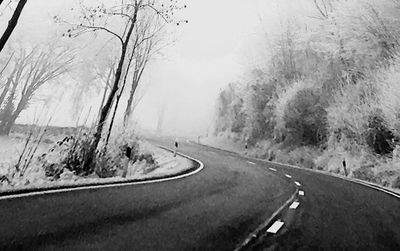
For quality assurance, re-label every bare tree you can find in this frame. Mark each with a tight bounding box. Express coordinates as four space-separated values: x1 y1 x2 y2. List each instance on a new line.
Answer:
0 45 74 135
123 11 166 127
0 0 28 53
312 0 334 19
0 52 15 106
94 59 115 123
57 0 186 173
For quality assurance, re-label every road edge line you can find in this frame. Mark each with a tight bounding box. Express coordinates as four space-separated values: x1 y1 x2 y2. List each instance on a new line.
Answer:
234 187 299 251
0 146 204 201
258 159 400 199
190 141 400 199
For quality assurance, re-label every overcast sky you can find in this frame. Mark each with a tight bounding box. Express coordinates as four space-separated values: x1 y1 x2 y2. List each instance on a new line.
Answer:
2 0 316 137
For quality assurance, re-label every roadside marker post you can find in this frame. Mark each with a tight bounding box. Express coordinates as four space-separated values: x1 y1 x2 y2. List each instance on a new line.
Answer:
174 139 178 157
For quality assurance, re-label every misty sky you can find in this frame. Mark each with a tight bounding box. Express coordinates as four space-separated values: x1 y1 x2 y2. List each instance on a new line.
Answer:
2 0 317 137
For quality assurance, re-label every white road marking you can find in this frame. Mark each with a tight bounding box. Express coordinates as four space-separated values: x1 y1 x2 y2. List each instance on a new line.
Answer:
289 201 300 209
285 174 292 178
255 156 400 199
294 181 301 186
247 161 256 165
266 220 285 234
299 190 305 196
269 168 277 172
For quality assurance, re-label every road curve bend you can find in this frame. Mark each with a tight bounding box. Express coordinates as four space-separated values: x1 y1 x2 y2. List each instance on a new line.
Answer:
0 138 295 250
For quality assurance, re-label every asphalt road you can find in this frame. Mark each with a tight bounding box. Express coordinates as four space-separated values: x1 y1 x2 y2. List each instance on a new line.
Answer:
0 139 295 250
1 138 399 250
247 158 400 251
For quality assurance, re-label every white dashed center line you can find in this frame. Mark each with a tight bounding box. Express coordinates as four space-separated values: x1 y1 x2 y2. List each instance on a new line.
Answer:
285 174 292 178
247 161 256 165
289 201 300 209
299 190 305 196
294 181 301 186
269 168 277 171
266 220 285 234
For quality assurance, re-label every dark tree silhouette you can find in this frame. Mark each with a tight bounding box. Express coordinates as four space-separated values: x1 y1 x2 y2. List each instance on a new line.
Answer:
0 0 28 53
58 0 187 174
0 46 73 135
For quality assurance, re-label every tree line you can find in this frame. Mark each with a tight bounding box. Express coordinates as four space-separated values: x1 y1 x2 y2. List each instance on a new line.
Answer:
0 0 186 175
214 0 400 186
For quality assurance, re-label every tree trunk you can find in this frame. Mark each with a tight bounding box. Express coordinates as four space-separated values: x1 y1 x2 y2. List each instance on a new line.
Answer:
105 46 136 146
123 79 139 127
123 65 146 127
0 114 16 135
105 85 125 147
0 77 12 107
97 79 109 123
0 0 28 53
83 11 138 174
0 93 28 135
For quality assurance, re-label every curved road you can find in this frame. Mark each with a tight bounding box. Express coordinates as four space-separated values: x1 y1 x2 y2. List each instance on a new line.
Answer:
0 138 399 250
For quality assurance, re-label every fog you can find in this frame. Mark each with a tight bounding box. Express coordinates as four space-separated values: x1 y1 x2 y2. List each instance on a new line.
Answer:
1 0 318 138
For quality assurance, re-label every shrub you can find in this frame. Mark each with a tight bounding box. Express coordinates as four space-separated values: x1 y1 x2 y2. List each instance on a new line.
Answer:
392 176 400 189
39 131 98 177
43 162 64 180
61 133 94 175
138 153 157 174
94 152 121 178
283 87 328 146
364 110 394 155
352 166 382 184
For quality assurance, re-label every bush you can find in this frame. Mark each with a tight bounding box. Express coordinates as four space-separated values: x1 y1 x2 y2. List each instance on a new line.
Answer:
39 133 93 178
365 110 394 155
392 176 400 189
352 166 382 184
137 153 157 174
283 87 328 146
43 162 64 180
95 153 119 178
40 130 122 178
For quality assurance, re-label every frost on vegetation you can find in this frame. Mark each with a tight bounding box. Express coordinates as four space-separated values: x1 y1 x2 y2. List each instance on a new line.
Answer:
211 0 400 190
0 128 190 191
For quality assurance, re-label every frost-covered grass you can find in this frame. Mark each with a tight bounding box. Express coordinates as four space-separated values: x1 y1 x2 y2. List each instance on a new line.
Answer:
0 131 192 192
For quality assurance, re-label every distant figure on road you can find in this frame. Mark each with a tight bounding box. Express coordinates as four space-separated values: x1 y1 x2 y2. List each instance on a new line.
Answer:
174 139 179 157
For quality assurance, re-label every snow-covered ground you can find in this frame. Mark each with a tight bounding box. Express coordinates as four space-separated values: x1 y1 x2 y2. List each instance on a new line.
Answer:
0 135 192 192
127 140 192 179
